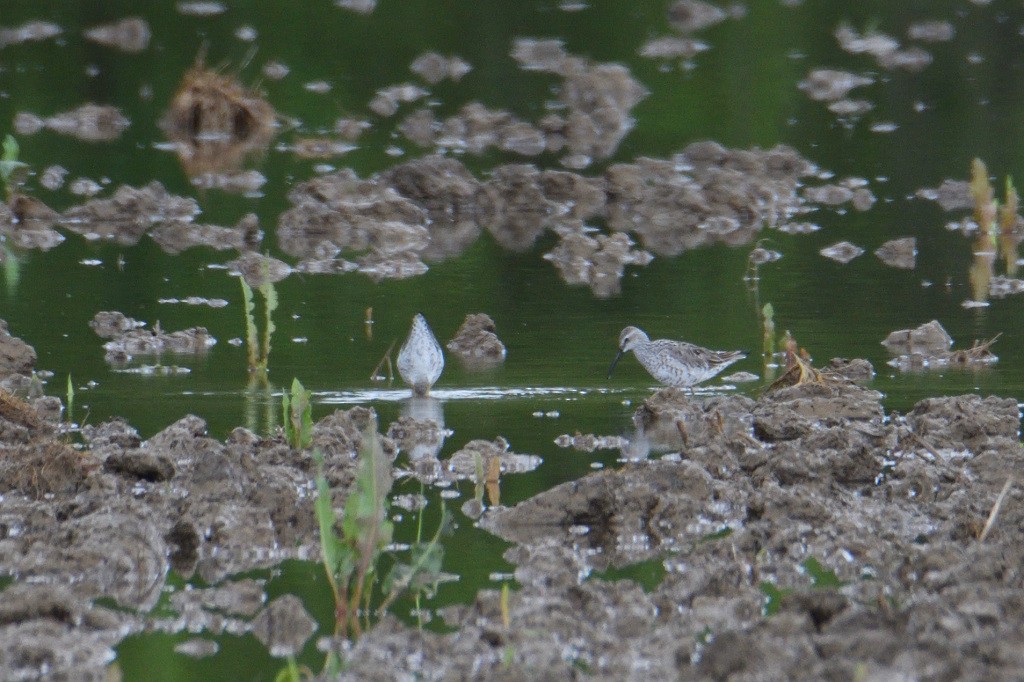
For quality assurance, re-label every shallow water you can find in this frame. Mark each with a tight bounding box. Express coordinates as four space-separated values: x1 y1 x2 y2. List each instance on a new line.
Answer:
3 0 1024 678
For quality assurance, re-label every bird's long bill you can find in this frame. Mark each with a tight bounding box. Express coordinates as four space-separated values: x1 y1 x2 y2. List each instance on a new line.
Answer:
607 349 625 379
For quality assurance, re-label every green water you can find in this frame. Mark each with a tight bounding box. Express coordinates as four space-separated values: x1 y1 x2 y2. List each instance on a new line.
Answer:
3 0 1024 678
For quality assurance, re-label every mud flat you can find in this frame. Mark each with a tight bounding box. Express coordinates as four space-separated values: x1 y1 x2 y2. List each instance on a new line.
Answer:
0 323 1022 680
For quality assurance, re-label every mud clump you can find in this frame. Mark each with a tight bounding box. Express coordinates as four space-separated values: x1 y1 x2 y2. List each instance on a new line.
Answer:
379 154 482 262
278 167 431 280
250 595 317 658
446 313 507 363
0 21 61 49
479 164 606 251
798 69 873 102
883 319 999 371
904 395 1019 452
61 181 200 245
403 41 647 168
397 379 1024 680
387 416 448 462
90 311 215 364
819 240 865 264
0 584 125 682
152 212 264 255
0 195 64 251
445 437 541 479
668 0 728 33
0 319 37 378
14 104 131 142
83 17 151 53
882 319 952 354
409 51 472 84
874 236 917 269
225 251 292 287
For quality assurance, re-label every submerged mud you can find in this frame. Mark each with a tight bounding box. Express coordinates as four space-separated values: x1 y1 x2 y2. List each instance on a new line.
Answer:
1 319 1023 679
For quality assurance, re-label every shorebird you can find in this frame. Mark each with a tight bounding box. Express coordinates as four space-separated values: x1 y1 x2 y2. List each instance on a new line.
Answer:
397 313 444 396
608 326 746 389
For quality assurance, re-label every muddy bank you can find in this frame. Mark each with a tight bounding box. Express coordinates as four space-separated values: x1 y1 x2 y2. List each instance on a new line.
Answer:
0 317 1022 679
336 382 1024 680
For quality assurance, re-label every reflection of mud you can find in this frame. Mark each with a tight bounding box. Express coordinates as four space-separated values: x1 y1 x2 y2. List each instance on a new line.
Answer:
401 41 647 169
159 60 276 179
15 131 823 295
606 142 816 256
276 142 822 288
548 225 651 294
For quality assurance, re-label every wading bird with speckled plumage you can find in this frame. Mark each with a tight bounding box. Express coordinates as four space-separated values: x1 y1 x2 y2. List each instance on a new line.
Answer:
397 313 445 396
608 326 745 389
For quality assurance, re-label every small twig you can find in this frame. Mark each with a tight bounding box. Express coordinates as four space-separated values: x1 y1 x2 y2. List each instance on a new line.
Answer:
706 410 724 436
369 339 397 383
906 430 942 461
979 477 1014 543
675 419 689 448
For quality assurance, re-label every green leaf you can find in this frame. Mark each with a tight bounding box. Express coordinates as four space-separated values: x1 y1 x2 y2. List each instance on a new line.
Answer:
801 557 847 589
240 277 259 370
2 135 18 163
698 526 734 544
259 281 278 367
288 377 313 448
281 391 293 444
0 135 27 182
759 581 791 616
313 449 342 576
322 651 343 676
66 374 74 420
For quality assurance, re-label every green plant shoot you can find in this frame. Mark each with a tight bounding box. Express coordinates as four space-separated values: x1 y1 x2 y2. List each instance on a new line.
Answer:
240 277 259 370
240 277 277 373
259 281 278 368
66 375 74 424
762 303 775 357
314 419 394 638
0 134 27 192
282 378 313 449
